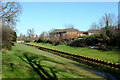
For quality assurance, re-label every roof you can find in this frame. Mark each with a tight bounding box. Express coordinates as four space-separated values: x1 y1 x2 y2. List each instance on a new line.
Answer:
51 28 79 33
78 31 88 34
88 29 101 33
78 29 101 34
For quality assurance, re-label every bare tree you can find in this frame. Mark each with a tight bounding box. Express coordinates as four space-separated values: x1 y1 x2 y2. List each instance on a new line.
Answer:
90 22 100 30
1 1 22 50
64 24 75 29
19 33 23 41
90 13 117 30
34 35 39 40
22 35 27 41
89 13 120 48
27 28 35 42
38 32 45 42
98 13 117 28
1 1 22 27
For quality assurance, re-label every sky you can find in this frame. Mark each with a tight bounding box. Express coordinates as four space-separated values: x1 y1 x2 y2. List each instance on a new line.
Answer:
5 0 120 2
16 2 118 36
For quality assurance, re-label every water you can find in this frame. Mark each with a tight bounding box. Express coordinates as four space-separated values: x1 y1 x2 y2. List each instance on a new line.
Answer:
71 63 118 80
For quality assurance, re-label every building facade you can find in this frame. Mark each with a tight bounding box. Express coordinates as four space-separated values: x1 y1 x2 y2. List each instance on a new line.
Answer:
50 28 79 39
50 28 103 39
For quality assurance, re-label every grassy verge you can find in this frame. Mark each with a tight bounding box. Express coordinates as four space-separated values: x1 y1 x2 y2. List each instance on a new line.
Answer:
2 44 106 79
26 42 120 64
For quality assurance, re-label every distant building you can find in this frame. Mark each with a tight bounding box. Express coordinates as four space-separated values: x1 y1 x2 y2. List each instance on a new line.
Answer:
50 28 102 39
88 29 101 35
50 28 79 39
78 31 88 36
78 29 101 36
50 25 120 39
17 40 24 44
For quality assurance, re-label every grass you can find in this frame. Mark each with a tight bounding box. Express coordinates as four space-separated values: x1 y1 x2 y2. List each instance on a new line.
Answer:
26 42 120 64
2 44 106 79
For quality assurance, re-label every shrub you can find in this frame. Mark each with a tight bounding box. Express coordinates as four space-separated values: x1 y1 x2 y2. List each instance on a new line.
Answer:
52 41 60 46
52 40 60 46
67 37 97 47
98 43 108 51
24 40 30 43
34 40 37 42
86 38 95 46
2 42 12 50
78 35 88 38
67 39 86 47
37 39 43 43
46 40 52 44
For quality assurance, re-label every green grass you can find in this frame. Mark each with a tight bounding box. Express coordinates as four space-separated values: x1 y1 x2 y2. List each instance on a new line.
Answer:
2 44 106 79
26 42 120 63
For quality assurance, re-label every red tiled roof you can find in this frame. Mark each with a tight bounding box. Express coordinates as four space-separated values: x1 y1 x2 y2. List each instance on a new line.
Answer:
53 28 79 33
88 29 101 33
78 31 88 34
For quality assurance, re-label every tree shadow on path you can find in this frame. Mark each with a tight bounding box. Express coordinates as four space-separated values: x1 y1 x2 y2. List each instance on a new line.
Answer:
17 53 58 80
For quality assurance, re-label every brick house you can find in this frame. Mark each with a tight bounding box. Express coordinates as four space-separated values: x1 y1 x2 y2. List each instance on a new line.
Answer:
50 28 79 39
88 29 101 35
50 28 102 39
77 29 101 36
77 31 88 36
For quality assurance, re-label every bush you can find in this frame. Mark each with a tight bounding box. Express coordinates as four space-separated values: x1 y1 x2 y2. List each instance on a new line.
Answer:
67 37 97 47
86 38 95 46
37 39 43 43
37 38 48 43
98 43 108 51
2 42 12 50
34 40 37 42
78 35 88 38
67 39 86 47
24 40 30 43
52 41 60 46
46 40 52 44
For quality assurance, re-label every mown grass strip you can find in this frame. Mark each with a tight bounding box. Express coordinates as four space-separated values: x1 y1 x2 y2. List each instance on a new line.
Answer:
25 43 120 80
26 42 119 64
26 44 120 68
2 44 106 79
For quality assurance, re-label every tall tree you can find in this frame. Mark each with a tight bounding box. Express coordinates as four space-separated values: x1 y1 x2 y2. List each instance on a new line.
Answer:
91 13 117 29
90 13 119 47
22 35 27 41
90 22 100 30
1 1 22 50
98 13 117 28
12 31 17 42
1 1 22 27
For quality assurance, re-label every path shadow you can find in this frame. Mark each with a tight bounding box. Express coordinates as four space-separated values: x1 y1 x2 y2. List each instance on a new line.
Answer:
17 53 58 80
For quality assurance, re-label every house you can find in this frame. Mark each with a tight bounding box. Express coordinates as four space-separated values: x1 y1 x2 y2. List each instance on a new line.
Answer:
78 31 88 36
50 28 79 39
50 28 102 39
88 29 101 35
78 29 101 36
